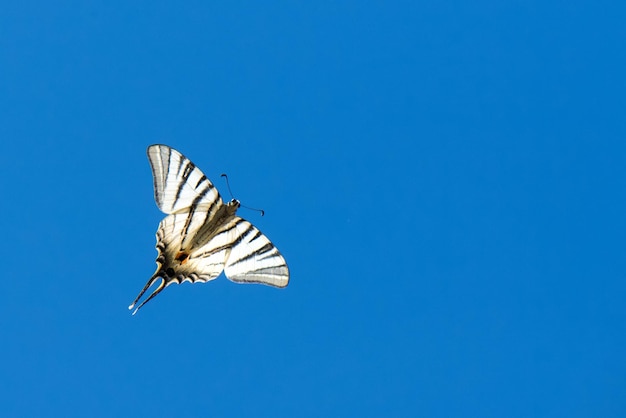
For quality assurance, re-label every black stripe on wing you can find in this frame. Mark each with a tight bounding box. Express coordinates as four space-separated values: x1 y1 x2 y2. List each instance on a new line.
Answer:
172 160 195 209
179 182 218 245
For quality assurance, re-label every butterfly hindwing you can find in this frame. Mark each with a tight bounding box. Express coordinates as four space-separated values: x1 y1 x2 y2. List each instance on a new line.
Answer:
157 211 229 283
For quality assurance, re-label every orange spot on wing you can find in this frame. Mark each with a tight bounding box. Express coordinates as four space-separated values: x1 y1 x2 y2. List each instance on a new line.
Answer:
175 251 190 265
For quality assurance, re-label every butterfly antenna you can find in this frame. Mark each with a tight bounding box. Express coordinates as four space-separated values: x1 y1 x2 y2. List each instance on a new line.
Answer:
128 273 165 315
220 173 235 199
221 173 265 216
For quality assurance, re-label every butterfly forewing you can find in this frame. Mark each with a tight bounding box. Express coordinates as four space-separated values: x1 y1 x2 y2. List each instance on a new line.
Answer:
224 218 290 287
147 144 223 214
130 144 289 314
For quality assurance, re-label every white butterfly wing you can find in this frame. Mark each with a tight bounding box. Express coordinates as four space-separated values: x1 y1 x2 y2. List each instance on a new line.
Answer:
147 144 223 214
224 217 289 288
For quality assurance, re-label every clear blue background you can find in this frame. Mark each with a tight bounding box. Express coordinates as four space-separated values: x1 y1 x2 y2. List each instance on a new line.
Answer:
1 1 624 417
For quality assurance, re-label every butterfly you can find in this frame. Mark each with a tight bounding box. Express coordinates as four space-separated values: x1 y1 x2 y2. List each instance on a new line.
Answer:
129 144 289 314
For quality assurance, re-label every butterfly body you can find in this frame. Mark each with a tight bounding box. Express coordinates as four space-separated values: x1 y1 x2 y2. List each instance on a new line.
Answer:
129 145 289 314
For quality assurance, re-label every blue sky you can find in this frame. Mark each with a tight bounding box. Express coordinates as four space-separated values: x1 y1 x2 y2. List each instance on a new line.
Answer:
1 1 625 416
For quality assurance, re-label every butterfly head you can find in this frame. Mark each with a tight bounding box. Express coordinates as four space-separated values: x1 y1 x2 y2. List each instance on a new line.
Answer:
227 199 241 213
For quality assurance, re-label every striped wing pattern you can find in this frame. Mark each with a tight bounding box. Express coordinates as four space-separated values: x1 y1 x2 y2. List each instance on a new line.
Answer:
147 145 222 214
224 218 291 287
129 144 289 314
